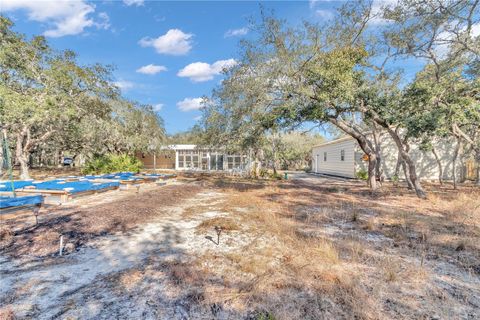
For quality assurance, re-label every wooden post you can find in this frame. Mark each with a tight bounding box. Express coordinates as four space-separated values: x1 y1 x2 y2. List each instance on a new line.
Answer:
59 235 64 256
33 205 40 225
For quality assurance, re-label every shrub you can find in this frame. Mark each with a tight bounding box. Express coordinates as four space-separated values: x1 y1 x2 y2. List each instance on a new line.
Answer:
269 172 283 180
259 168 269 178
391 174 399 186
356 169 368 181
82 154 142 174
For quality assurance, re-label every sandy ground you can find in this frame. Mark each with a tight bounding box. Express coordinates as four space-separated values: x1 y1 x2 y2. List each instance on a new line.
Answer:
1 174 479 319
1 188 227 318
1 179 269 319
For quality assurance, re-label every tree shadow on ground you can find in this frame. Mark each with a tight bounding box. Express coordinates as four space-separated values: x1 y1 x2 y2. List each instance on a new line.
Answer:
261 176 480 275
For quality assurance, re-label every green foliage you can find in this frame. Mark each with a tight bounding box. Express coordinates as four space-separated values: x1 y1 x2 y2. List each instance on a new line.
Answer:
259 168 269 178
391 174 399 186
256 313 276 320
356 169 368 181
82 154 142 174
269 171 283 180
167 126 204 145
272 132 325 170
0 17 165 179
198 0 479 195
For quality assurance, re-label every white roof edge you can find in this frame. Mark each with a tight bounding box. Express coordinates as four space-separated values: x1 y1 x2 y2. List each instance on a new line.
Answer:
166 144 197 150
161 144 224 151
312 136 355 149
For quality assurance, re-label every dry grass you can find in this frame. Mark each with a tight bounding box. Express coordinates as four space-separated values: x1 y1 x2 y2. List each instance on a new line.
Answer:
0 226 14 250
0 307 16 320
119 269 144 291
179 178 383 319
195 217 240 233
181 176 480 319
2 174 479 319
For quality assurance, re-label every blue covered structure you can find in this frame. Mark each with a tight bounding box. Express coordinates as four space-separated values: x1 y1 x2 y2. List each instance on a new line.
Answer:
0 195 43 209
83 172 141 181
28 180 120 194
0 180 35 192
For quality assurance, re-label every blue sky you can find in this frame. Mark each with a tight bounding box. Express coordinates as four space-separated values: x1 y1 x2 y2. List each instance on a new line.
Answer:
2 0 433 135
3 0 340 134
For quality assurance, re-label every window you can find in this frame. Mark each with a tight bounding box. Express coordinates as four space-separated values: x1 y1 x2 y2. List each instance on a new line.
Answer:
324 152 327 161
340 149 345 161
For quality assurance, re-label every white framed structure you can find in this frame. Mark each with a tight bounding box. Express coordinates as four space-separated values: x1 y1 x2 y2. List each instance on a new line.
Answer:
311 136 465 180
170 145 248 171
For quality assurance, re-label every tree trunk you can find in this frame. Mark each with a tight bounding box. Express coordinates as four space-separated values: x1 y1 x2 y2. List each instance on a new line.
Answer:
58 150 64 168
431 147 443 185
403 156 425 198
271 135 278 175
254 149 264 178
394 150 401 178
401 159 414 189
386 129 425 198
452 137 462 190
13 126 55 180
15 133 30 180
477 164 480 186
329 118 378 191
372 123 383 183
365 110 426 198
367 153 377 190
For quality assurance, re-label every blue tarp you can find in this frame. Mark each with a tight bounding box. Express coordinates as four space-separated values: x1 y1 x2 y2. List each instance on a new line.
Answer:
26 180 120 194
0 195 43 209
84 175 104 180
83 172 137 180
101 173 142 181
0 180 35 192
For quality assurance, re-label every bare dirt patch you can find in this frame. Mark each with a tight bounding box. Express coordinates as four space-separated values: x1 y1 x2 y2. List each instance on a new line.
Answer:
1 182 202 258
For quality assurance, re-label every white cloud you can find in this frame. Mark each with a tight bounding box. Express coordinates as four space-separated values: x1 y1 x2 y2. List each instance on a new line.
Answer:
136 64 168 75
434 22 480 58
1 0 106 37
368 0 398 25
177 98 204 112
123 0 144 6
224 27 248 38
152 103 164 112
177 59 237 82
114 80 135 91
96 12 111 30
139 29 193 55
193 115 202 121
472 23 480 37
309 0 320 9
315 9 334 20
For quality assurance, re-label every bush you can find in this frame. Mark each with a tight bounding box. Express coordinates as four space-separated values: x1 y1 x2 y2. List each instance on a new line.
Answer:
269 172 283 180
391 174 399 186
259 168 269 178
356 169 368 181
82 154 142 174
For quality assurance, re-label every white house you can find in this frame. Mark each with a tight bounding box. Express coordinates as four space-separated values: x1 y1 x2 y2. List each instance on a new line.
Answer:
137 145 248 171
311 136 465 180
